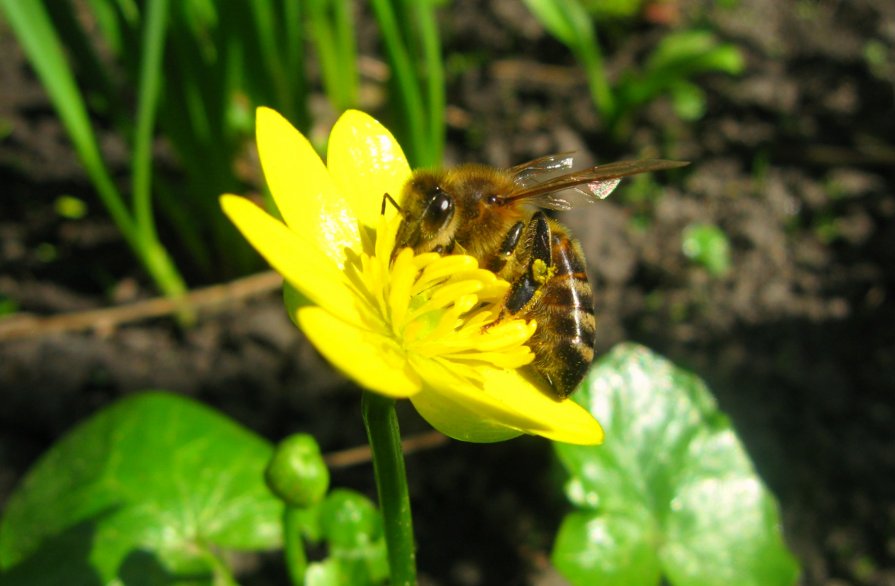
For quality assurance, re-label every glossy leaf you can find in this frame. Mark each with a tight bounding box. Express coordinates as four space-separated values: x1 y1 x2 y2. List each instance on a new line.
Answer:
553 344 799 586
0 392 283 584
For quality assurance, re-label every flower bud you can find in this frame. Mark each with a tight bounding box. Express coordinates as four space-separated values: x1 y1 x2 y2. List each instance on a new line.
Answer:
319 489 382 548
265 434 329 508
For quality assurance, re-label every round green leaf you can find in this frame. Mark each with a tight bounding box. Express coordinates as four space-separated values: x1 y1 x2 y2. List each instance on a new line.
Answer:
0 392 283 583
553 509 662 586
553 344 799 586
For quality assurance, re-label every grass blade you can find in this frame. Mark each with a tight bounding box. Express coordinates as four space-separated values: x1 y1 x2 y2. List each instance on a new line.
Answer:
132 0 170 244
414 0 444 166
1 0 188 302
0 0 135 241
371 0 429 167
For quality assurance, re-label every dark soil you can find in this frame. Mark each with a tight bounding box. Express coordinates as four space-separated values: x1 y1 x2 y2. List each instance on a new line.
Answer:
2 1 895 584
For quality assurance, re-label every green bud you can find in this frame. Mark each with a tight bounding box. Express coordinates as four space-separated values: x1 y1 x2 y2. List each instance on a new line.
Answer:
319 489 382 549
265 434 329 508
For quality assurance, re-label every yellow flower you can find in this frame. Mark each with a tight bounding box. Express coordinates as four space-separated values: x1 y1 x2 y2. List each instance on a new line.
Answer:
221 108 603 445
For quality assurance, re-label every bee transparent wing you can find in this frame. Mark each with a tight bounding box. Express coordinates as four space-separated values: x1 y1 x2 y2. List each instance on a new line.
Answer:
503 159 689 210
510 152 576 187
537 179 623 210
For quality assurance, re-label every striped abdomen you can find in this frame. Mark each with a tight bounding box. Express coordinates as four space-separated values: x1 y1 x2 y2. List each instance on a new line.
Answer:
525 223 596 398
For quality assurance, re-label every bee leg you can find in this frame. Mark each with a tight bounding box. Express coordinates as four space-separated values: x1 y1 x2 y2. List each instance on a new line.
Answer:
433 240 456 255
381 192 404 216
486 221 525 273
502 212 553 316
496 213 576 394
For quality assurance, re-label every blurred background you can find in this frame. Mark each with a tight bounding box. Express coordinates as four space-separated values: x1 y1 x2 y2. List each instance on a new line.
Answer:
1 0 893 584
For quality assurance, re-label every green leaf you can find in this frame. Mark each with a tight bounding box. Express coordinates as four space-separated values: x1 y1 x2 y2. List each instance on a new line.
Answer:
53 195 89 220
0 392 283 584
306 559 345 586
646 30 744 76
553 508 662 585
682 223 732 276
523 0 593 48
320 490 389 584
553 344 800 586
670 81 707 121
522 0 615 120
580 0 645 20
617 30 743 114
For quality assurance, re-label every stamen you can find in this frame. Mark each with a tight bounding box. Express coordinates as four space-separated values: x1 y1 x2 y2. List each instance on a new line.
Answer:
353 235 535 376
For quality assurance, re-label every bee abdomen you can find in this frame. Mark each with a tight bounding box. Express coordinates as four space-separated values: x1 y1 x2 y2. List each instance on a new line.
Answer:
529 233 596 398
531 279 595 397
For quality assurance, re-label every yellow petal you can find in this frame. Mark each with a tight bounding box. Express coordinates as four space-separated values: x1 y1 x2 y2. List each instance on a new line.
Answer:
410 389 524 443
221 195 362 326
297 306 422 399
327 110 412 230
480 369 604 445
409 357 549 442
255 107 361 267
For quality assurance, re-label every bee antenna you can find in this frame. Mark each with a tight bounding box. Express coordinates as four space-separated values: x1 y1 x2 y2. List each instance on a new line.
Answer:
381 192 405 217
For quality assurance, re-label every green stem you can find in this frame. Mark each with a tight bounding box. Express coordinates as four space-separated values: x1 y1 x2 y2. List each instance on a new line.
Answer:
362 392 417 586
283 507 308 585
198 545 238 586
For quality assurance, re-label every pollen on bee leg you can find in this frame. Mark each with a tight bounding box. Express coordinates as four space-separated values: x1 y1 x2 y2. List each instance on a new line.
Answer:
531 258 554 285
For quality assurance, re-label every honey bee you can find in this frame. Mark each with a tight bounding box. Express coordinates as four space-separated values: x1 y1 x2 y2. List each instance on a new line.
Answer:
389 154 688 399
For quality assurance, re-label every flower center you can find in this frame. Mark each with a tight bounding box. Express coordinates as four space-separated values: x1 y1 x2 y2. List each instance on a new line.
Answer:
346 236 536 373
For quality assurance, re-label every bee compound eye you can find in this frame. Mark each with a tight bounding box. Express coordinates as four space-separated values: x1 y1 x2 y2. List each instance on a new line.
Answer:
424 191 454 229
434 193 451 213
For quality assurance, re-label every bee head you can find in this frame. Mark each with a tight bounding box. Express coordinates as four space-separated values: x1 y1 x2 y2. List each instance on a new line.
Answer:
392 171 457 260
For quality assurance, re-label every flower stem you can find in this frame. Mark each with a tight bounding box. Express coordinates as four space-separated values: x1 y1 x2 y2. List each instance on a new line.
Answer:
283 507 308 585
362 392 417 585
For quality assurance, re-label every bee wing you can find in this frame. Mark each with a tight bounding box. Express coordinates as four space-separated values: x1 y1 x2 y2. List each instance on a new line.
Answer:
503 159 689 211
510 152 576 187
